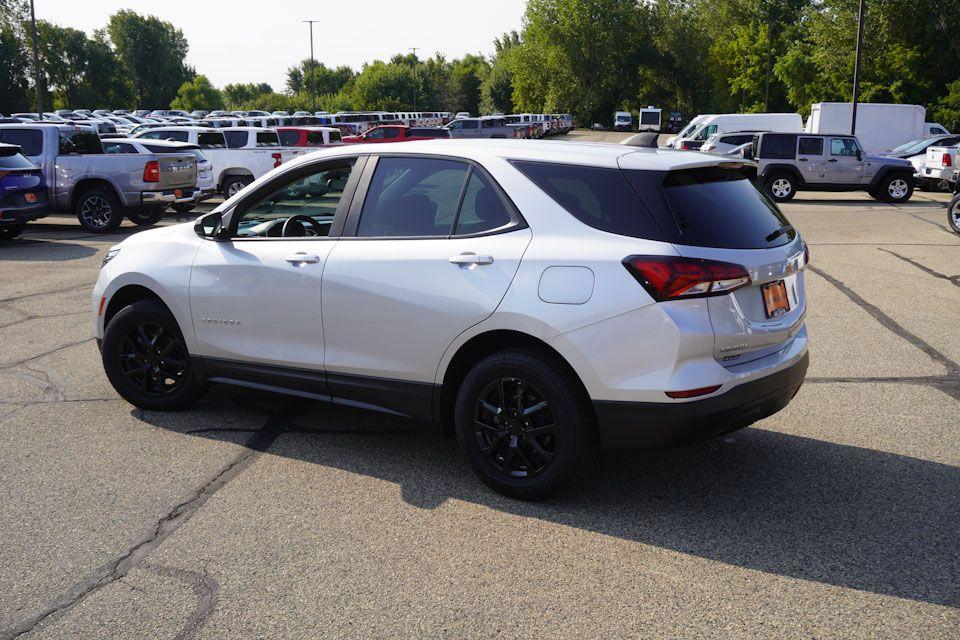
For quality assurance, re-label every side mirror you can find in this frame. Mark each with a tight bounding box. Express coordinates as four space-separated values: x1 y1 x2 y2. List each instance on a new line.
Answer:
194 212 223 239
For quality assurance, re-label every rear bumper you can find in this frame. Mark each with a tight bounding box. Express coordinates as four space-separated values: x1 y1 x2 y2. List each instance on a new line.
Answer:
141 187 198 206
593 351 809 451
0 202 49 226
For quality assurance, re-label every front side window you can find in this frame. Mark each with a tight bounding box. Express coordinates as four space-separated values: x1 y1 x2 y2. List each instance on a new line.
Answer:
695 124 718 140
357 157 469 237
382 127 401 139
365 128 385 140
830 138 860 157
234 162 355 238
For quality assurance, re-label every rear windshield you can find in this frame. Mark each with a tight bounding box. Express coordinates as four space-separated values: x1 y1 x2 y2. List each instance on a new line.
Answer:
0 152 36 169
512 160 666 241
632 167 794 249
640 112 659 124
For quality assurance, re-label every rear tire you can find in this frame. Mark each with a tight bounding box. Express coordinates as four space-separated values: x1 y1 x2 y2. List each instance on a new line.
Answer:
878 173 914 203
102 299 207 411
222 176 252 199
454 349 592 500
948 195 960 235
0 222 26 239
127 208 165 227
766 172 797 202
76 187 123 233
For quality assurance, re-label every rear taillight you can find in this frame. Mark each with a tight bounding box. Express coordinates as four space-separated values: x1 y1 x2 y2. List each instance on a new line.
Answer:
272 152 282 168
142 160 160 182
666 385 721 399
623 255 751 301
943 153 952 167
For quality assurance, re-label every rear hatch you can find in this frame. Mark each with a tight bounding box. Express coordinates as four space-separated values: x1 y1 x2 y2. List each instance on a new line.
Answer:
622 161 807 366
157 154 196 189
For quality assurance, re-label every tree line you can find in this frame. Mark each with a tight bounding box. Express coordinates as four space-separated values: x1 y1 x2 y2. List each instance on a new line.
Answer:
2 0 959 130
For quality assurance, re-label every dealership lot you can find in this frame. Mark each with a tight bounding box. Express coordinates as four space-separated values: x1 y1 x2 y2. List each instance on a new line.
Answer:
1 144 958 637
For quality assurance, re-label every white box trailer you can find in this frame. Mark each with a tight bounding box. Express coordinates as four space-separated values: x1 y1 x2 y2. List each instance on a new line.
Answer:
807 102 925 153
638 106 661 132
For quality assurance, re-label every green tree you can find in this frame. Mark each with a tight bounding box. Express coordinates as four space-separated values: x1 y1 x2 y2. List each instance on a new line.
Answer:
223 82 273 107
445 54 489 115
0 23 29 113
107 10 193 108
171 75 223 111
931 80 960 132
349 61 417 111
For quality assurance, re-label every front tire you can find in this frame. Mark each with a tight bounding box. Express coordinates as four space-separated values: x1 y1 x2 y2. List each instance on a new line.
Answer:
76 188 123 233
948 195 960 234
878 173 914 203
102 299 207 411
454 349 592 500
127 208 165 227
766 172 797 202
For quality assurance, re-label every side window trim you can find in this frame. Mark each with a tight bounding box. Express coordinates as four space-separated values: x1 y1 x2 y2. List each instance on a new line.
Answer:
341 153 526 240
224 155 366 241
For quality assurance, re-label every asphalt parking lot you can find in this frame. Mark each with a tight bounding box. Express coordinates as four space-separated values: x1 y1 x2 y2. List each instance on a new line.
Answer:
1 139 958 638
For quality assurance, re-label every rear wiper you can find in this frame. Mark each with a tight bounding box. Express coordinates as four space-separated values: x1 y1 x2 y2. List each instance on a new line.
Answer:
765 225 794 242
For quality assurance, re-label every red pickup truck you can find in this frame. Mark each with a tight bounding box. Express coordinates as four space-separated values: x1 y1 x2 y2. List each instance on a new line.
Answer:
276 126 344 148
342 125 451 144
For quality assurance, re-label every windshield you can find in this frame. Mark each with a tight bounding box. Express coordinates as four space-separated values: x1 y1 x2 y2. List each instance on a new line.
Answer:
891 137 934 155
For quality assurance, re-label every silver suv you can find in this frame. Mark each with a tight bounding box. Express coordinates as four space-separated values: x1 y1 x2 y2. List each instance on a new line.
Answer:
752 132 915 203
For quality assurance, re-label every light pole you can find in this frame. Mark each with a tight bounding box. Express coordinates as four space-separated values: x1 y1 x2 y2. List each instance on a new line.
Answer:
850 0 866 135
29 0 42 119
410 47 419 111
303 20 319 114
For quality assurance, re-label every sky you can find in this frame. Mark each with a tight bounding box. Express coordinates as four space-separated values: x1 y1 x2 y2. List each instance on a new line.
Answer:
34 0 528 91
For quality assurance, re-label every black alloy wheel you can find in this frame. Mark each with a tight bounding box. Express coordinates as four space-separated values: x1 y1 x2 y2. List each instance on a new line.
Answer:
117 322 188 397
473 377 558 479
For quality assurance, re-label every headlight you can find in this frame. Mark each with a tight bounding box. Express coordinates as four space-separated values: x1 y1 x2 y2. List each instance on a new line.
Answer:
102 247 121 266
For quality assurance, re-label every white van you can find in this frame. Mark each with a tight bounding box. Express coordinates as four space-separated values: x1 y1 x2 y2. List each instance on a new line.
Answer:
665 114 714 148
614 111 632 132
638 106 661 132
676 113 803 150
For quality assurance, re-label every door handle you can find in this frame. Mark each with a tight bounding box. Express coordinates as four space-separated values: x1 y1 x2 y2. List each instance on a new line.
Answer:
798 157 807 162
284 252 320 265
449 253 494 266
828 158 838 163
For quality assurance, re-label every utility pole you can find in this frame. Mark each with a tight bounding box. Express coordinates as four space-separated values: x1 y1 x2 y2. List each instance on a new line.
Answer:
303 20 319 114
410 47 419 111
29 0 42 119
851 0 866 135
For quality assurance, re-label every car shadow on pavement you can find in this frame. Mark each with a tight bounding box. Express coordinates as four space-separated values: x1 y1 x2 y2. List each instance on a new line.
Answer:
137 391 959 610
0 238 98 260
787 198 944 209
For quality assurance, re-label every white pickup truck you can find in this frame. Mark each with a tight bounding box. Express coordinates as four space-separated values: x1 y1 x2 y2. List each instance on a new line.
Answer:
922 144 960 187
132 126 308 197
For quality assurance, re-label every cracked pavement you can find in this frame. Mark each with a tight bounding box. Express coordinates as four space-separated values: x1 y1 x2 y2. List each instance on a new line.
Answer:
0 180 958 637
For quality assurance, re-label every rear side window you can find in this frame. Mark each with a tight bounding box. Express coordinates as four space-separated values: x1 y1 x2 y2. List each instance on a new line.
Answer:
328 131 341 143
798 137 823 155
197 132 225 148
256 132 280 147
512 160 666 241
0 129 43 156
759 134 796 159
357 157 469 237
278 130 301 146
641 167 794 249
224 131 247 148
58 131 101 155
454 169 513 235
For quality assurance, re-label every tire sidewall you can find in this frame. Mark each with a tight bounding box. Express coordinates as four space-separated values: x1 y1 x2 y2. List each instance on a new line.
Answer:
454 350 588 500
882 173 913 203
948 196 960 234
223 177 250 198
766 172 796 202
76 188 123 233
102 300 204 411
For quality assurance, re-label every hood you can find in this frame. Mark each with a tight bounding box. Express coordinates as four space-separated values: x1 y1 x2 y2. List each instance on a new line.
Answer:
865 154 910 166
118 220 191 247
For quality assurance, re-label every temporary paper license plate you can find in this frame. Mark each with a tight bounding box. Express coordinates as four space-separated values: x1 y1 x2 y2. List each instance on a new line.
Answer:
762 280 790 318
